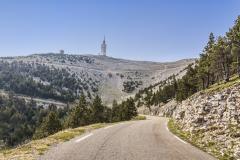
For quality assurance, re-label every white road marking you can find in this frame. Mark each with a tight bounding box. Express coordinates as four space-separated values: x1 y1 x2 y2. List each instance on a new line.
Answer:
75 133 93 143
165 120 187 144
104 125 114 129
166 126 169 132
165 122 169 132
174 135 187 144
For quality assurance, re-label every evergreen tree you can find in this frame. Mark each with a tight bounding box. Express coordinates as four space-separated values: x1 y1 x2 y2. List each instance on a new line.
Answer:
213 37 232 82
35 111 62 138
227 16 240 77
87 91 92 99
197 33 215 89
144 89 153 112
119 98 137 120
126 98 137 119
91 95 105 123
66 95 89 128
111 100 121 122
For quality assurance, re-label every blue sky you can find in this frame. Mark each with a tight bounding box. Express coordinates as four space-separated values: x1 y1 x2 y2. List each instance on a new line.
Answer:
0 0 239 61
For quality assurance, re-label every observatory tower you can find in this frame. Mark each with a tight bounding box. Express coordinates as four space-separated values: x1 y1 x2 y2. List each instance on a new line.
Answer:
101 37 107 56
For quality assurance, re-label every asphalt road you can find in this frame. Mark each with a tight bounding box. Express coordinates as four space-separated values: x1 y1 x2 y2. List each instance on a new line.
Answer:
39 116 216 160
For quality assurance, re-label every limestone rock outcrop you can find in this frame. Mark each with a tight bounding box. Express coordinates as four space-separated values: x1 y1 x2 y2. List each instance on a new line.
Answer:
161 84 240 159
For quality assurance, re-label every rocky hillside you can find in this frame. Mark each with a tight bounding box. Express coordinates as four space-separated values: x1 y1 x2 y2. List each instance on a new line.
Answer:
159 80 240 159
0 53 194 105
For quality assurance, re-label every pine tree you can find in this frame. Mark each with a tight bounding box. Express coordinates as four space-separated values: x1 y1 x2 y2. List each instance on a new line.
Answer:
91 95 105 123
87 91 92 99
227 16 240 77
66 95 89 128
37 111 62 137
124 98 137 120
144 89 153 112
197 33 215 89
213 37 232 82
111 100 120 122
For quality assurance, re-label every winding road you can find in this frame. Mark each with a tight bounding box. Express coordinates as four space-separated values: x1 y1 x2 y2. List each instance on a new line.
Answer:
39 116 216 160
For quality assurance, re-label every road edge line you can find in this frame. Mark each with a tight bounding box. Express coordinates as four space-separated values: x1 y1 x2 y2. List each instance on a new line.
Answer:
165 119 187 144
104 125 114 129
75 133 93 143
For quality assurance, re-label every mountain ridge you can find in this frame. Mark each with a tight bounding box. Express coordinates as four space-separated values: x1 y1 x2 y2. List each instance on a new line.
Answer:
0 53 195 105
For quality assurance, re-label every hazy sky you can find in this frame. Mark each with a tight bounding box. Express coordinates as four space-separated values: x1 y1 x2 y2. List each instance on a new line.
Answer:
0 0 239 61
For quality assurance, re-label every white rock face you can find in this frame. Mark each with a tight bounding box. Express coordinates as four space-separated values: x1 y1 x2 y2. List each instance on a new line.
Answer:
161 84 240 159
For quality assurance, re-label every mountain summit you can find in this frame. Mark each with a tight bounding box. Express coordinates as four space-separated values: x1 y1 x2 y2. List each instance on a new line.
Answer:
0 53 195 105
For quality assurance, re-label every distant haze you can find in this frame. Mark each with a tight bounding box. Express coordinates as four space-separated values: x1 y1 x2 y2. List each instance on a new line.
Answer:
0 0 239 61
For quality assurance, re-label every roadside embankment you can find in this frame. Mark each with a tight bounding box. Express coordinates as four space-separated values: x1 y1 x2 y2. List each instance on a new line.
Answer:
162 80 240 159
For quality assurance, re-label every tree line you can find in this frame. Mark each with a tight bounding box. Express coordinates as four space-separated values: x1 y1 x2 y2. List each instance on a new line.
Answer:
0 94 137 148
35 95 137 139
135 15 240 106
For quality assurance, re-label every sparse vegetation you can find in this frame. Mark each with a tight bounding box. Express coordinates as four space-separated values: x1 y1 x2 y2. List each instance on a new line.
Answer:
168 119 235 160
203 74 240 93
0 123 106 160
0 60 99 102
123 80 143 93
0 53 191 105
132 115 146 120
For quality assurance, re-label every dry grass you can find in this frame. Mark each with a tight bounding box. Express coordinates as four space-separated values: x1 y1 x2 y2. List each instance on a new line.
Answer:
168 119 234 160
0 119 145 160
204 75 240 93
0 123 107 160
132 115 146 120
